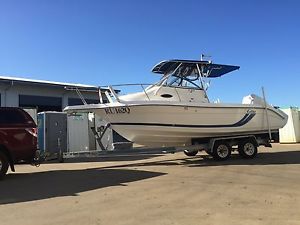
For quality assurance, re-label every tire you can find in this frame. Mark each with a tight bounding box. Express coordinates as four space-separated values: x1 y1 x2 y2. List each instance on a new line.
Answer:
0 151 9 180
212 142 231 160
238 139 258 159
183 150 198 157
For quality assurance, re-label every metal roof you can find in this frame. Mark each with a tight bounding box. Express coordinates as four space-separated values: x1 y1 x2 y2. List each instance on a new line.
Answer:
152 60 240 78
0 75 101 91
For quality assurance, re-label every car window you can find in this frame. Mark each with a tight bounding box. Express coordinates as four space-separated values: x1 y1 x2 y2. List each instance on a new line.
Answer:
0 110 27 124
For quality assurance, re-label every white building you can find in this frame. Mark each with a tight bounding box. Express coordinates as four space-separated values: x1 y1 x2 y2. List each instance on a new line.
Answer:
279 107 300 143
0 75 131 151
0 75 108 112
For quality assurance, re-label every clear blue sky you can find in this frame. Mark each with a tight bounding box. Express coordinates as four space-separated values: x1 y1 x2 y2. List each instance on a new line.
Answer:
0 0 299 106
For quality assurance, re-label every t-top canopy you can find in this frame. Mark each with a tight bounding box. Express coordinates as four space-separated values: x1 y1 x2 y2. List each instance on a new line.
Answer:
151 59 240 78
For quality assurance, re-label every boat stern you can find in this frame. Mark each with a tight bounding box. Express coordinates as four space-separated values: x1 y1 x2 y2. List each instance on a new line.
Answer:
275 107 289 128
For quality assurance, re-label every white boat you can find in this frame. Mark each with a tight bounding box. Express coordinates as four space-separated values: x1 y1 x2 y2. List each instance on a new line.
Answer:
64 59 288 148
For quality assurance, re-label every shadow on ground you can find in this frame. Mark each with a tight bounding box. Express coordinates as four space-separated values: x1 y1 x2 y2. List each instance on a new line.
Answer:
2 150 299 205
65 154 163 163
103 150 300 169
0 168 166 205
184 150 300 167
42 154 164 164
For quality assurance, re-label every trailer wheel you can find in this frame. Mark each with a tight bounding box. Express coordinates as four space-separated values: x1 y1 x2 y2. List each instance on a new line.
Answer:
0 151 9 180
212 142 231 160
238 139 258 159
184 150 198 157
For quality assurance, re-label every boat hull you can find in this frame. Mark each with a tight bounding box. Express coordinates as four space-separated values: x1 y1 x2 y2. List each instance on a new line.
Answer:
89 103 287 147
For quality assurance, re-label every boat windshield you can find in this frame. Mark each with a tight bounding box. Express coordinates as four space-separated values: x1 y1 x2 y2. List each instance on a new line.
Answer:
156 65 204 90
163 74 202 89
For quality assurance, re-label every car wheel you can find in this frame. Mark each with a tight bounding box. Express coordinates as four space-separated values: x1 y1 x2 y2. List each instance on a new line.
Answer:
0 151 9 180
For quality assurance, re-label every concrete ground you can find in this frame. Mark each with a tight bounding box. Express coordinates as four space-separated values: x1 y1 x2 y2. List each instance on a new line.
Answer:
1 143 300 225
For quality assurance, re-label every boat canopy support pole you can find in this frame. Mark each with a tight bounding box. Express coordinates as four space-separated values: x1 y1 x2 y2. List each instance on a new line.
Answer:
196 64 210 102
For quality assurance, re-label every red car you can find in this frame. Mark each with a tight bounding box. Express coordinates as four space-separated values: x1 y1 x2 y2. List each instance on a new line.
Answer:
0 107 38 179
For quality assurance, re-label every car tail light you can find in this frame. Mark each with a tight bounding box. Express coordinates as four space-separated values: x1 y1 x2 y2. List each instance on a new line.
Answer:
26 128 38 137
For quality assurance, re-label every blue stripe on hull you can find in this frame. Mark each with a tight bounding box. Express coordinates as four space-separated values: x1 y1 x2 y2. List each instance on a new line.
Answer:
111 110 256 128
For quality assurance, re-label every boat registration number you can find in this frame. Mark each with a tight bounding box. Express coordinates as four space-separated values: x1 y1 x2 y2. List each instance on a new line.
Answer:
105 107 131 114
